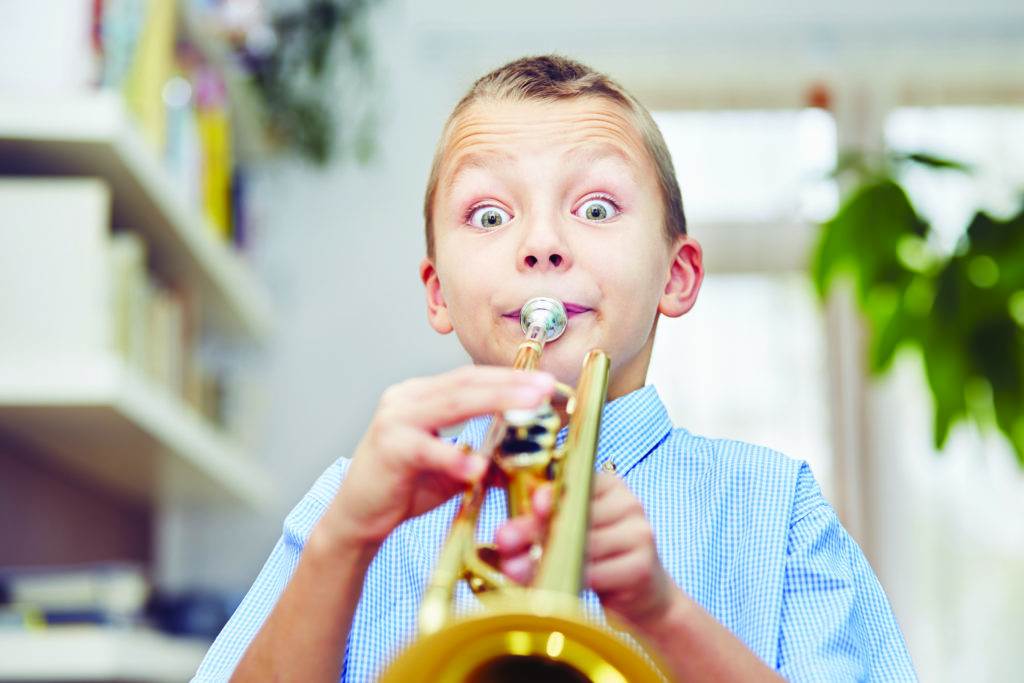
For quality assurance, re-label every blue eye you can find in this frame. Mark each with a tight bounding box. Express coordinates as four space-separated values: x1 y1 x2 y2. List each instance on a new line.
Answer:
575 198 618 222
468 206 511 229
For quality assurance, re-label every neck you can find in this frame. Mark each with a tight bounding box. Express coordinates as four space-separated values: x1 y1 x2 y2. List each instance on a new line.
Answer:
553 319 657 427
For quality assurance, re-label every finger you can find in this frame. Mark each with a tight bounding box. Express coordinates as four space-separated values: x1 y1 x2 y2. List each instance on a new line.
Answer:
501 553 535 585
403 366 552 400
589 484 644 528
418 366 555 405
402 371 556 430
585 548 649 594
495 514 544 555
586 516 653 561
396 428 489 483
592 470 620 498
531 483 555 520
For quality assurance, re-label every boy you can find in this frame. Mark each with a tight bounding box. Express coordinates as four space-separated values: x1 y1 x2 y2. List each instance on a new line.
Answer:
194 55 916 681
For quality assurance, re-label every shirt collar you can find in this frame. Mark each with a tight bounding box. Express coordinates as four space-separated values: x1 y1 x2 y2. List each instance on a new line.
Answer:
455 384 673 476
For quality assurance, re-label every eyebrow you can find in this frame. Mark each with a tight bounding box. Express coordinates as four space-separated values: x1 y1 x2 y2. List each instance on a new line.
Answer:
443 142 638 193
444 149 516 192
562 143 638 173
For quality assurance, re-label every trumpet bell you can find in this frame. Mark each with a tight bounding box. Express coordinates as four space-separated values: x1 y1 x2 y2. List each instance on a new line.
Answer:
379 591 666 683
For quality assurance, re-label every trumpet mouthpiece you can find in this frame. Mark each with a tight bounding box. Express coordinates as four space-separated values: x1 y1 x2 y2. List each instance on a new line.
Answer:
520 297 568 341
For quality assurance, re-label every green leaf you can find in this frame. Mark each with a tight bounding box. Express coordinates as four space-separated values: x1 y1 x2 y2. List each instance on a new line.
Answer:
921 331 969 450
811 179 924 305
811 156 1024 468
893 151 974 173
868 278 929 373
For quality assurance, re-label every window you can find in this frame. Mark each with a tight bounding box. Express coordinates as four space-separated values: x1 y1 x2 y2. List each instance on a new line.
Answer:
648 109 837 499
653 108 837 224
886 106 1024 253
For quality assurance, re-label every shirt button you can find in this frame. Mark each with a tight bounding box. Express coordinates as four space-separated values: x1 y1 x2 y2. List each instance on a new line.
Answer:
602 461 617 473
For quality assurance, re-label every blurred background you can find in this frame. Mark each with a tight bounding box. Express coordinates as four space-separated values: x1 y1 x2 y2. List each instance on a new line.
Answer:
0 0 1022 680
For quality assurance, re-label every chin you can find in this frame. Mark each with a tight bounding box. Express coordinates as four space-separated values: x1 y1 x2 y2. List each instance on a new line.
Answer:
535 346 590 386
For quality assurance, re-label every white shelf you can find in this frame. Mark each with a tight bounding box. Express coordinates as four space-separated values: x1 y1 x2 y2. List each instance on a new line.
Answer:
0 354 273 509
0 92 273 343
0 627 209 682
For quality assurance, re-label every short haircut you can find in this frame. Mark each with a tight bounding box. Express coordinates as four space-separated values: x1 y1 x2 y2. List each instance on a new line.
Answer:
423 54 687 257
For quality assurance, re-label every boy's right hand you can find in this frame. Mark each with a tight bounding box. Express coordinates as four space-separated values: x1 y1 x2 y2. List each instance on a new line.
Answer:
314 366 555 550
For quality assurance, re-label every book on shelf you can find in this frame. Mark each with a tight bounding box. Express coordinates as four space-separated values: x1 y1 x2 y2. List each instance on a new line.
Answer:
123 0 177 152
195 65 233 241
0 0 250 250
109 231 149 372
0 562 149 626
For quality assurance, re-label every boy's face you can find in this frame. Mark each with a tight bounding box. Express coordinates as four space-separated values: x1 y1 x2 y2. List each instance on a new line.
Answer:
421 96 702 397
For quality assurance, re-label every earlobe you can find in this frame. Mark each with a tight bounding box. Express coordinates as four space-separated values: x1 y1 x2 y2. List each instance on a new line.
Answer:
419 257 453 334
658 236 704 318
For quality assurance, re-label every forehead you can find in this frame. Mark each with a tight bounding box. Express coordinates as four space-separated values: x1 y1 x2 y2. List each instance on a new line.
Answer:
439 96 653 191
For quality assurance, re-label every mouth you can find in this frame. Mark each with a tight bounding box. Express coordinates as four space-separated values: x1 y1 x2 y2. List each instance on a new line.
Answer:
501 302 594 321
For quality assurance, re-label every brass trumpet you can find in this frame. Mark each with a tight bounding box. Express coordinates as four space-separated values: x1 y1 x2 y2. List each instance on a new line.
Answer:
380 297 667 682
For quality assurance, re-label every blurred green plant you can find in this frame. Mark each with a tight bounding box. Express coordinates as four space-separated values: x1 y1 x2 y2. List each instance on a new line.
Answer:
235 0 381 164
812 152 1024 467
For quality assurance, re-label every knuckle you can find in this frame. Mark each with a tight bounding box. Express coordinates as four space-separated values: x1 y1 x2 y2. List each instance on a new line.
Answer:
451 365 475 383
625 497 645 517
374 431 394 455
441 392 464 414
632 559 653 584
375 426 402 455
409 443 429 469
365 421 384 447
379 383 402 409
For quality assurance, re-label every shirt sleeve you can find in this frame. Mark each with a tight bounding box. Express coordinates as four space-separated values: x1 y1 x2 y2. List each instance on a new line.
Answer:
190 457 350 682
776 464 917 682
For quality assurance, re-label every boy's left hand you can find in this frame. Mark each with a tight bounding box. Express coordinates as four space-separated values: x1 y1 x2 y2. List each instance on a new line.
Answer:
494 471 682 632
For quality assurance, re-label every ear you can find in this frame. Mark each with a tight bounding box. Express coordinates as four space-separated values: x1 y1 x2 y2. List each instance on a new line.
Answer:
658 235 704 318
419 257 453 334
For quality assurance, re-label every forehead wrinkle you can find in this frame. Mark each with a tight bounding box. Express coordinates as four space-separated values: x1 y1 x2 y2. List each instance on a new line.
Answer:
562 141 639 174
440 102 651 195
443 147 515 193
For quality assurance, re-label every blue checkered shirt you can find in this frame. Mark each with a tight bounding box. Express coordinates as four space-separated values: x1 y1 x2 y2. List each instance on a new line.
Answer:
194 384 916 681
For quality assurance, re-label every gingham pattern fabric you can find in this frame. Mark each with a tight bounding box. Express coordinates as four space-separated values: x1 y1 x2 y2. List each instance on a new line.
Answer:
193 385 916 681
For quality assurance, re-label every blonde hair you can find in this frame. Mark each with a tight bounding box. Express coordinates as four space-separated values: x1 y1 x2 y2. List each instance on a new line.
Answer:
423 54 687 257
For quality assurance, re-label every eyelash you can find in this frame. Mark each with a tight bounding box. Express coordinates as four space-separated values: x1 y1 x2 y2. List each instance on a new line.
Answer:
462 193 623 225
463 202 507 225
577 193 622 216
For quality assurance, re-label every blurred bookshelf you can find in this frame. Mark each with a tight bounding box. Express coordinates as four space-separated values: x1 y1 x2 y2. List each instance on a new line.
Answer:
0 353 272 507
0 92 273 342
0 2 278 670
0 627 208 682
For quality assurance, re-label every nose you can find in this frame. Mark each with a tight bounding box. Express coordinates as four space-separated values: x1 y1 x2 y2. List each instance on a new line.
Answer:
517 220 572 272
525 253 563 268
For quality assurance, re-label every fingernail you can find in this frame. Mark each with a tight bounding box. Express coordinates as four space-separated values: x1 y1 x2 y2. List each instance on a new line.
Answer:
527 372 555 389
503 555 532 584
496 525 521 549
512 386 545 405
459 455 486 480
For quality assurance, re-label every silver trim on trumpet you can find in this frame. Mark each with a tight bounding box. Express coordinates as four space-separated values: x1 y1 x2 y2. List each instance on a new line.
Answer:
519 297 568 342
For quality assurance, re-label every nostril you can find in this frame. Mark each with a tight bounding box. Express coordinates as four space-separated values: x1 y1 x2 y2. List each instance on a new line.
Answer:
525 255 538 267
550 254 562 267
